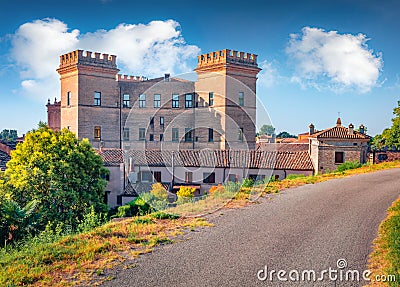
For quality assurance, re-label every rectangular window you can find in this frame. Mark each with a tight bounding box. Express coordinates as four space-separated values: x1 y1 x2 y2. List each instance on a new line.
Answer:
67 91 71 106
185 94 193 108
139 94 146 108
123 94 130 108
94 126 101 140
185 172 193 183
160 116 164 127
203 172 215 184
139 128 146 141
209 92 214 106
94 92 101 106
172 94 179 108
172 128 179 142
160 134 164 141
154 94 161 108
185 128 193 142
238 92 244 107
150 116 154 126
123 128 130 141
140 171 153 182
208 128 214 142
149 134 154 141
228 174 238 183
153 171 162 183
238 128 244 141
335 151 344 164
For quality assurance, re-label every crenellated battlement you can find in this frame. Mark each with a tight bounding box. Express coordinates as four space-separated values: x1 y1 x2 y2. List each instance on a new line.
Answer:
196 49 258 69
59 50 117 69
117 74 148 82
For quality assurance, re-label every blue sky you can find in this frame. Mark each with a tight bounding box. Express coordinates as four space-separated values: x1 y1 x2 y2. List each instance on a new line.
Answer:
0 0 399 136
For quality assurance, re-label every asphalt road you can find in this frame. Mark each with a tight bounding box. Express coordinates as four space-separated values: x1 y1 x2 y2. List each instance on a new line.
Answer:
101 169 400 287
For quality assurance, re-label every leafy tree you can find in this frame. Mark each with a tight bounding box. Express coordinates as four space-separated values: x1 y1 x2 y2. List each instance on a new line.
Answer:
0 129 18 143
373 101 400 150
276 131 296 138
258 124 275 136
3 126 109 231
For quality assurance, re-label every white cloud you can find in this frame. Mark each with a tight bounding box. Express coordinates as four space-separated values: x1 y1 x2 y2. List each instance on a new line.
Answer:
258 60 279 87
286 27 383 93
10 18 200 101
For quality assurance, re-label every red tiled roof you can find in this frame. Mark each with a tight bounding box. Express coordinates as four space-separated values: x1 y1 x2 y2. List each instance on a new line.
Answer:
98 149 314 171
310 126 370 140
0 150 11 171
257 143 309 152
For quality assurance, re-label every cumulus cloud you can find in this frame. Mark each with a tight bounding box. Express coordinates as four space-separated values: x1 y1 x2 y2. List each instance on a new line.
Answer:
10 18 200 101
258 60 279 87
286 27 383 93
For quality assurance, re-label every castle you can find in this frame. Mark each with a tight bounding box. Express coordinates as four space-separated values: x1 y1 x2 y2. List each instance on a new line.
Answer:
46 48 370 207
48 49 261 151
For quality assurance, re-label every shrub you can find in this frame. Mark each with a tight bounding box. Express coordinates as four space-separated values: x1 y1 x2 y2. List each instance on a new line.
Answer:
241 178 254 188
223 181 241 194
176 186 196 204
150 183 168 201
115 197 153 218
77 206 106 233
336 161 362 172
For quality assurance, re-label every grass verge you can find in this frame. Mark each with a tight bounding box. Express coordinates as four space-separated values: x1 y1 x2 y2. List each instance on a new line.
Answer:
366 197 400 286
1 161 399 286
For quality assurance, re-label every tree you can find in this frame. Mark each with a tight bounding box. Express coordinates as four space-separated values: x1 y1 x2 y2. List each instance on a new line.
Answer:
276 131 296 138
373 101 400 150
3 126 109 231
0 129 18 143
258 125 275 136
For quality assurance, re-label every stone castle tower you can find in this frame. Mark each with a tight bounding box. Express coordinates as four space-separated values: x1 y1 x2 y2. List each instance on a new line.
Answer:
49 49 261 150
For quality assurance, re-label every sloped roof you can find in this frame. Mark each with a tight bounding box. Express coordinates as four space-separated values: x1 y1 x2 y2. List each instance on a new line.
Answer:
310 125 370 140
257 143 309 152
0 150 11 171
98 149 314 171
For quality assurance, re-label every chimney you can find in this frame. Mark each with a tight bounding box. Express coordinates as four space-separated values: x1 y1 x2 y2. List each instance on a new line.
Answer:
336 117 342 127
348 123 354 135
309 123 315 135
164 73 170 82
359 124 365 134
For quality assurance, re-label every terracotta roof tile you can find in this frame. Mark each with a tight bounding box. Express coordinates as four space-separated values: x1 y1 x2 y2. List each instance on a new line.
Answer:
310 126 370 140
98 149 314 171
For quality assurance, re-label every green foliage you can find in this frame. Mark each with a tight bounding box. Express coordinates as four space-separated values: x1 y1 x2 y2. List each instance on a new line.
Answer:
150 211 180 220
336 161 362 172
176 186 196 204
241 178 254 188
223 181 241 194
285 174 306 180
115 197 153 218
77 206 106 233
373 101 400 150
146 183 169 210
0 129 18 143
258 124 275 136
0 197 39 246
3 126 108 234
276 131 297 138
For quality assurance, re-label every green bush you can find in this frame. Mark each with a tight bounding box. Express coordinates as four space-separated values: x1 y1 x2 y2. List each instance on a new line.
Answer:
77 206 106 233
115 197 153 218
223 181 241 194
241 178 254 188
336 161 362 172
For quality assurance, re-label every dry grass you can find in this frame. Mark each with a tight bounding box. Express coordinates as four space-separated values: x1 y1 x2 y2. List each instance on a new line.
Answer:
2 161 399 286
0 215 212 287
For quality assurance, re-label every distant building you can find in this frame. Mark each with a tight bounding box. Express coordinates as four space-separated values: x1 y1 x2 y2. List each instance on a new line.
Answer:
48 49 261 150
